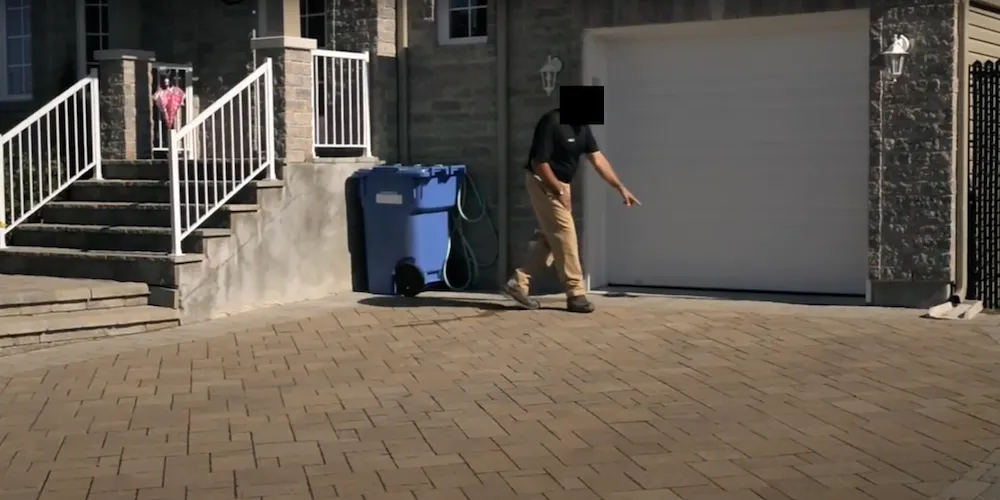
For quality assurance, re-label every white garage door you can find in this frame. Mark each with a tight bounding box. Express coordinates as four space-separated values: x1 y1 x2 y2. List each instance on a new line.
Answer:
601 12 870 295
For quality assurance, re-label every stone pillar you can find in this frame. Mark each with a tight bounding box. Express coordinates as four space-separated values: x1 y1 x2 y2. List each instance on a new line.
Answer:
250 36 315 164
867 0 957 308
95 49 155 160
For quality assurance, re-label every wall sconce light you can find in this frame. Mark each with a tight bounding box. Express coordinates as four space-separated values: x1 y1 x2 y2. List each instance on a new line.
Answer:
882 34 911 81
540 55 563 96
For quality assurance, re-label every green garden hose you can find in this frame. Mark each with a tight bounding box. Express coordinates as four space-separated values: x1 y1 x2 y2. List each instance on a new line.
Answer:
441 172 499 290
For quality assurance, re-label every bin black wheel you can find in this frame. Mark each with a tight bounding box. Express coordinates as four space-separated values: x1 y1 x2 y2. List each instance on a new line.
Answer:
393 259 425 298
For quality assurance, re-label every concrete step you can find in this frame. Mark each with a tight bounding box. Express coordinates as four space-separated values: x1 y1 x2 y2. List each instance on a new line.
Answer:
0 305 180 343
103 159 272 181
0 247 202 287
40 201 259 227
0 274 149 317
9 224 231 253
69 179 282 204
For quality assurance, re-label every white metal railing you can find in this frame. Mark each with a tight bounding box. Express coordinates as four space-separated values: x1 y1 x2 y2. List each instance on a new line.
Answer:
312 49 372 157
0 71 101 248
167 58 274 255
152 62 195 155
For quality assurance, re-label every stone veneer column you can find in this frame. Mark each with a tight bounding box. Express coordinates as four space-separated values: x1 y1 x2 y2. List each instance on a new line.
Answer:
250 36 316 164
867 0 957 308
95 49 155 160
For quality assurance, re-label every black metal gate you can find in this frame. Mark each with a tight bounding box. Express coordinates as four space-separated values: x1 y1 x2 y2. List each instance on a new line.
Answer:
969 60 1000 308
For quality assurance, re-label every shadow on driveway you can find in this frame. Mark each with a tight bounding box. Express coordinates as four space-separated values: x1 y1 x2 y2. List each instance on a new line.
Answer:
357 295 519 311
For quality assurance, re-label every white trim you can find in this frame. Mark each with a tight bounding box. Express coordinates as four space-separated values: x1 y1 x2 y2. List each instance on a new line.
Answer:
581 33 607 292
586 8 869 40
0 0 32 101
437 0 487 45
581 8 870 294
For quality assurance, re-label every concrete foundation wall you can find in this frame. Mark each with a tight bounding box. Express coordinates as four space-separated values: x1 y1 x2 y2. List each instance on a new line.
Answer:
177 161 372 321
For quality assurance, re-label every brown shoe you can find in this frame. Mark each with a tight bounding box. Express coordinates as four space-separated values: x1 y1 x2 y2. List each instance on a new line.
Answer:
501 280 540 310
567 295 595 313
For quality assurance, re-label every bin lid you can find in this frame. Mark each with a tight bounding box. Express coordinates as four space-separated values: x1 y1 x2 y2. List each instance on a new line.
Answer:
371 164 466 177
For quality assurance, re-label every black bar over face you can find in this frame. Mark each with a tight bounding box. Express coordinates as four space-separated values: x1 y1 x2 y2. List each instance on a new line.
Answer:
558 85 604 126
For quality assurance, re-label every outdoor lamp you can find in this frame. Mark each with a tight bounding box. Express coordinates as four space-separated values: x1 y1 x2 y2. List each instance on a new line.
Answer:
882 34 911 80
540 55 563 96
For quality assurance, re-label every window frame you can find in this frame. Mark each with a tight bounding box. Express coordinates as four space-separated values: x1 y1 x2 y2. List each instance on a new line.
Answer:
0 0 31 101
75 0 108 78
437 0 487 46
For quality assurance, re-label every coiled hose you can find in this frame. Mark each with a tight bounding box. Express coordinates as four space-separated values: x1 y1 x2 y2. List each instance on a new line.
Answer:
441 171 500 290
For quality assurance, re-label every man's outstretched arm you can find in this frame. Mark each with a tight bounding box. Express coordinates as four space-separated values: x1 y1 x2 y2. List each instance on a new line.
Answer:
586 151 624 190
582 127 640 207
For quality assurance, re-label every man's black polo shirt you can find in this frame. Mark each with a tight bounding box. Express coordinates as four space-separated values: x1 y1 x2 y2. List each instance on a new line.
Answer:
525 109 600 184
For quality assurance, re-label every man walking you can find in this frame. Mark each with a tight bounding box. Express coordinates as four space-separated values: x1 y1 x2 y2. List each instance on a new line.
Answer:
502 107 640 313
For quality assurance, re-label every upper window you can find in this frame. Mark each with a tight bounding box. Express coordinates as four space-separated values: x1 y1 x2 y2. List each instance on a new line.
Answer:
300 0 326 48
81 0 108 74
0 0 30 100
438 0 486 45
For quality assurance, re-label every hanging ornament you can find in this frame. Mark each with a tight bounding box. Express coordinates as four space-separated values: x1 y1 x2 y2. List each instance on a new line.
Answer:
153 82 186 130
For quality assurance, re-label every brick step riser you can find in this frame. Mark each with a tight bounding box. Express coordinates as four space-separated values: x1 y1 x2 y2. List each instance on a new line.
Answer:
1 319 180 350
0 294 150 317
40 207 235 228
69 184 258 204
9 231 207 254
104 163 270 181
0 255 180 287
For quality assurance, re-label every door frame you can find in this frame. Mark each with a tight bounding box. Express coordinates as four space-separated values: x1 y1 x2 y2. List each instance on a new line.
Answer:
75 0 109 78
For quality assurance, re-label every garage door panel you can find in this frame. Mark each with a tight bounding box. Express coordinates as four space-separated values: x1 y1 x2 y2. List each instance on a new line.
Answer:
606 206 866 293
600 12 869 295
613 96 866 143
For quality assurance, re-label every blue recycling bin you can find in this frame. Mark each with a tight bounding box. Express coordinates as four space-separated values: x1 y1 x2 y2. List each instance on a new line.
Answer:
357 164 466 296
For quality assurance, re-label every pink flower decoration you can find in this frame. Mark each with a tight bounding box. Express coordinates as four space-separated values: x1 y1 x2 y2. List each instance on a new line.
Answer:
153 85 186 129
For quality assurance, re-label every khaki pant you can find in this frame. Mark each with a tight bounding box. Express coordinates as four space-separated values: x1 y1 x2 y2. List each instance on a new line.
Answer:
511 173 586 297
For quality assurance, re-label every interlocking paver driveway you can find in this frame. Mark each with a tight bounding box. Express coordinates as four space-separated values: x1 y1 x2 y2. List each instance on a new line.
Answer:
2 292 1000 500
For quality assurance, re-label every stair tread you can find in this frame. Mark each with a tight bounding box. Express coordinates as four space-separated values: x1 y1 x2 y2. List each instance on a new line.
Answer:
0 275 148 307
0 246 203 263
46 201 260 211
75 179 283 188
0 305 179 337
103 159 254 164
14 224 232 238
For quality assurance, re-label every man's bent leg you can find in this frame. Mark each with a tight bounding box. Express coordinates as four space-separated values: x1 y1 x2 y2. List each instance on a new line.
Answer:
512 229 554 292
523 175 591 312
502 229 549 310
502 178 555 309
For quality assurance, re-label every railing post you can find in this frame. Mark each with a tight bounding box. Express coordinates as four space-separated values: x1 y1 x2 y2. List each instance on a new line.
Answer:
310 50 317 154
89 70 103 179
0 133 6 250
264 58 276 180
167 130 184 255
361 52 372 159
